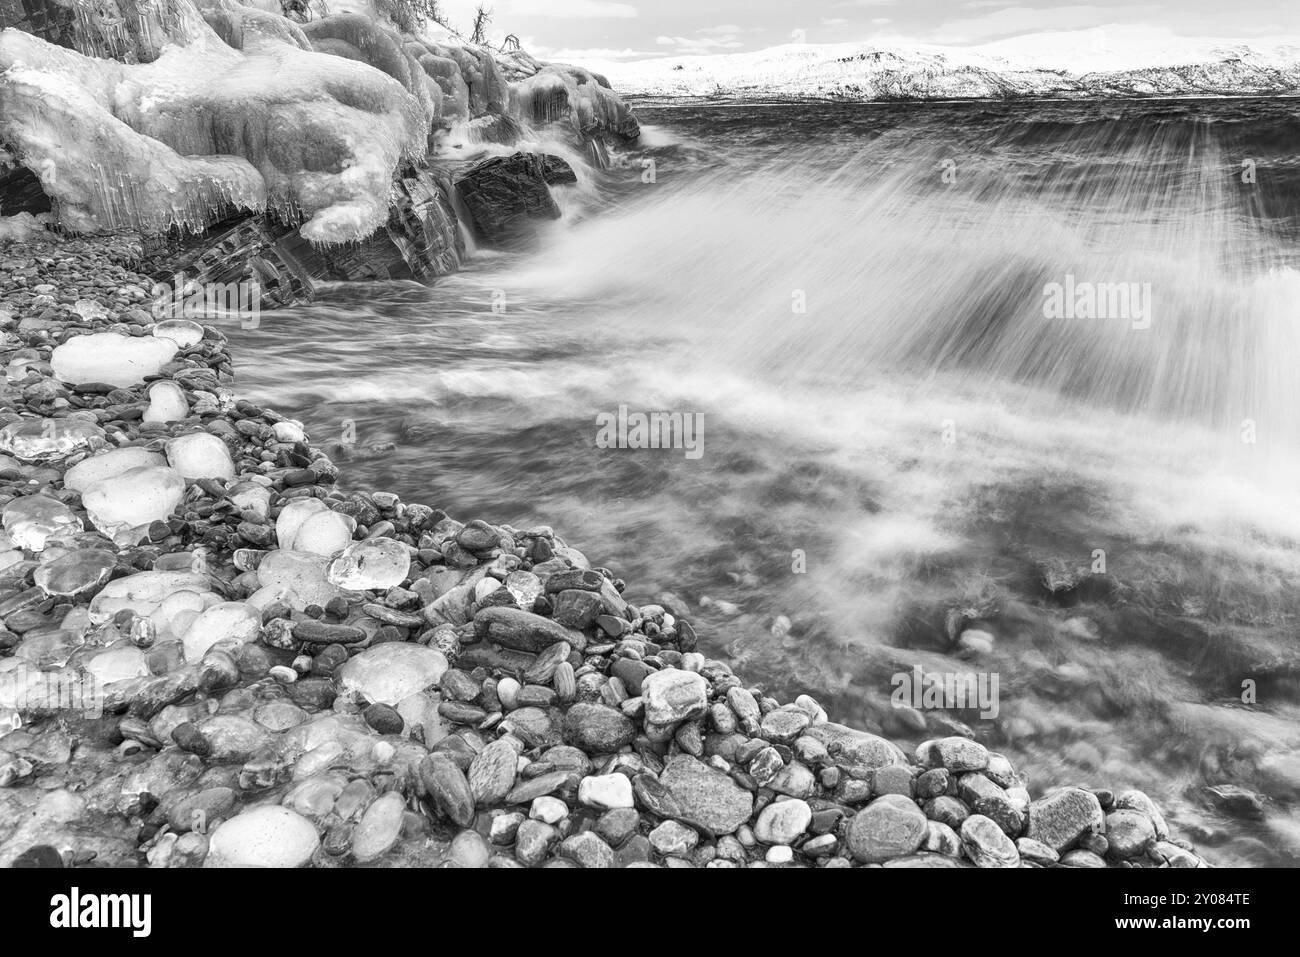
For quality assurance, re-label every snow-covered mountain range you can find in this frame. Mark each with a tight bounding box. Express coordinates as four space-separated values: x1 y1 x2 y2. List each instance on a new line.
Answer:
586 27 1300 100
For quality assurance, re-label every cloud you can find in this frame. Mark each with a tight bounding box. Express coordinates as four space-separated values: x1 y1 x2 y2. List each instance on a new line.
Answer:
930 5 1160 43
496 0 638 19
655 33 744 54
539 46 661 61
696 24 744 36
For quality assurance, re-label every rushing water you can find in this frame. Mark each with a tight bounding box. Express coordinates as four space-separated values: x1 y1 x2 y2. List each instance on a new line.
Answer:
229 99 1300 866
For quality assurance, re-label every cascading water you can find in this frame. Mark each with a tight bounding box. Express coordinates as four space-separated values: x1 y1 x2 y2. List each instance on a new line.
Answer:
228 98 1300 866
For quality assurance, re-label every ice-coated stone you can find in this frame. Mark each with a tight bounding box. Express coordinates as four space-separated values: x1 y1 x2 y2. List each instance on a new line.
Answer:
84 644 150 686
228 482 271 520
337 643 449 706
272 421 305 443
351 792 405 863
205 806 320 868
82 465 185 543
505 571 542 606
73 299 108 322
257 550 341 610
275 500 329 548
0 418 105 463
152 319 205 348
326 538 410 590
63 447 167 493
142 380 189 424
50 332 178 388
181 601 261 660
88 570 211 624
1 495 81 551
34 548 116 597
288 510 355 556
167 432 235 481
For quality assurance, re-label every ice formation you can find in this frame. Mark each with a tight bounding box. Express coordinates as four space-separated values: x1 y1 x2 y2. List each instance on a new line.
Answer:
512 65 640 143
49 331 178 387
0 417 106 463
81 464 187 543
0 3 425 241
167 432 236 480
181 600 261 660
88 570 212 625
143 380 190 423
34 547 117 598
152 319 206 348
256 548 342 609
326 537 410 590
63 447 167 493
1 494 81 551
0 0 642 248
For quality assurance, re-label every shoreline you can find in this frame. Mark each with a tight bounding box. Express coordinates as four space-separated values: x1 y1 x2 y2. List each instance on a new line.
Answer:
0 231 1206 869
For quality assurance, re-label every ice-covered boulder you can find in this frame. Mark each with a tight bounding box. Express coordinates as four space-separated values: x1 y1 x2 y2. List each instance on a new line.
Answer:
327 537 410 590
82 465 186 542
181 600 260 659
513 65 640 143
88 570 212 624
0 14 426 242
1 494 81 551
0 417 105 463
63 447 167 493
167 432 235 480
143 380 190 423
50 332 178 387
205 806 320 867
337 642 448 705
152 319 205 348
256 549 341 609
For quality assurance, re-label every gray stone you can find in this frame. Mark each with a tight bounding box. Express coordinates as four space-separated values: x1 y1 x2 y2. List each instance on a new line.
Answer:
515 819 558 867
760 707 811 744
932 736 990 772
1114 789 1169 840
658 755 754 835
562 702 636 753
754 798 812 845
1016 837 1060 865
846 794 928 863
641 668 709 725
1105 809 1156 860
559 831 615 868
648 819 699 857
804 722 907 769
960 814 1020 867
469 739 518 806
1025 787 1105 854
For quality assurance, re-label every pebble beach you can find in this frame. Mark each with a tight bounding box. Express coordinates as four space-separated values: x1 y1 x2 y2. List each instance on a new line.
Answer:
0 232 1207 869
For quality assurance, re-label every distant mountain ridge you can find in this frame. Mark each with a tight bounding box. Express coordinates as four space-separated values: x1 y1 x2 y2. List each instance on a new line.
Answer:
588 29 1300 100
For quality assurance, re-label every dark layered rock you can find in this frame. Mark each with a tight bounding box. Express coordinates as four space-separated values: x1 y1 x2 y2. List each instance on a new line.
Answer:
141 215 314 312
0 156 51 217
277 165 464 284
454 152 575 248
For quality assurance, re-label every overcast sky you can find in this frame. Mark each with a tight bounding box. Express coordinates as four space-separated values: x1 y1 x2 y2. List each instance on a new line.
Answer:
436 0 1300 60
